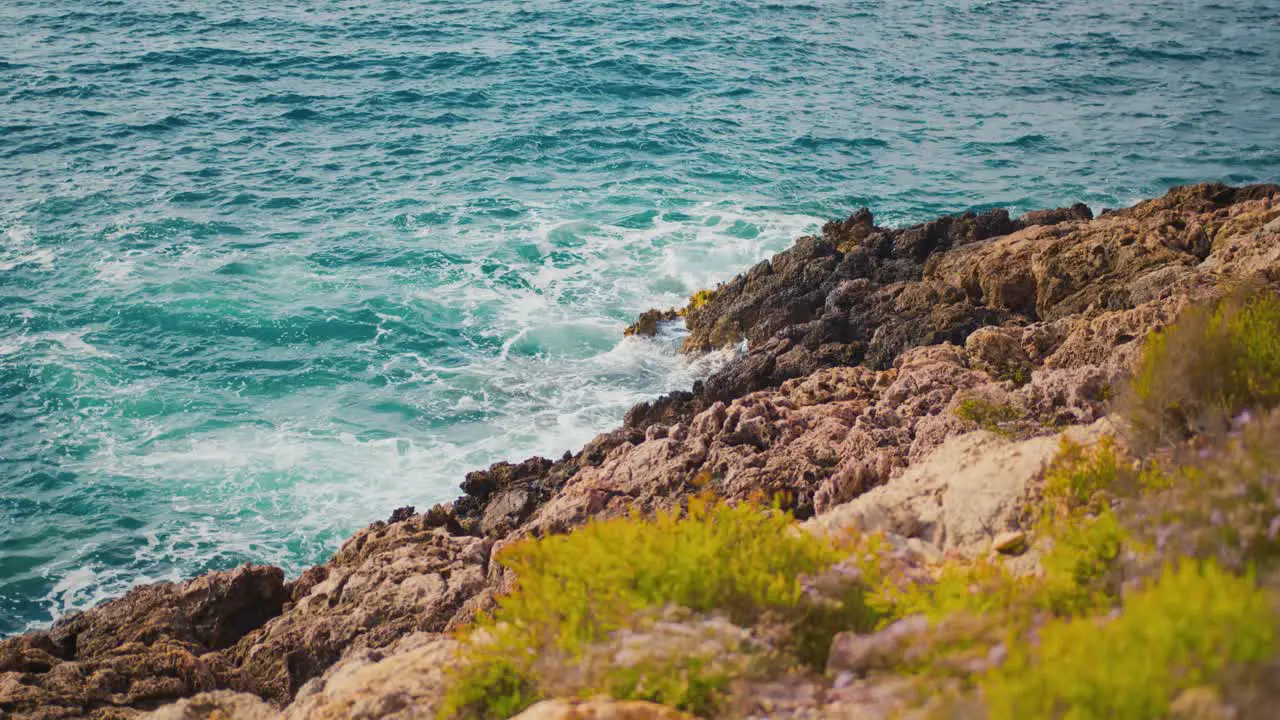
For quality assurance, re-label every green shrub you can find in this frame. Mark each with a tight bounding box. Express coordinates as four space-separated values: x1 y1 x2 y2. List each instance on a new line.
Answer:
1036 509 1126 616
999 364 1033 387
983 560 1276 720
440 497 874 718
1126 290 1280 448
494 496 862 648
437 640 539 720
1038 436 1129 523
873 558 1027 623
870 510 1124 630
954 397 1022 433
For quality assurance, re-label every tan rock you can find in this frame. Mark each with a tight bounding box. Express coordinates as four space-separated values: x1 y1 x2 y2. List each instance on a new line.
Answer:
510 698 694 720
965 326 1031 381
808 419 1114 556
280 634 456 720
146 690 277 720
992 530 1028 555
223 525 492 704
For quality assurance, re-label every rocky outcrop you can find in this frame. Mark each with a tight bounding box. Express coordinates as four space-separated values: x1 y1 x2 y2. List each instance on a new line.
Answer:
807 419 1114 557
0 565 285 719
278 633 458 719
221 522 492 705
4 183 1279 720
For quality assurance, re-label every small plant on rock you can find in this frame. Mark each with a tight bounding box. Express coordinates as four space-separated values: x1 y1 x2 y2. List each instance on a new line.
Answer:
1038 435 1131 524
953 397 1022 433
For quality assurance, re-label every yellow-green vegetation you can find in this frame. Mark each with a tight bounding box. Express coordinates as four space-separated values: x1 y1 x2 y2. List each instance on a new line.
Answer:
998 363 1032 387
439 497 877 718
953 396 1021 433
1127 289 1280 447
1038 435 1128 521
984 561 1276 720
687 288 716 311
1035 508 1125 616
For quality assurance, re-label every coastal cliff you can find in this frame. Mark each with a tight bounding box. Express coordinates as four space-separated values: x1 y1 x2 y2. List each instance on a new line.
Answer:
4 182 1280 719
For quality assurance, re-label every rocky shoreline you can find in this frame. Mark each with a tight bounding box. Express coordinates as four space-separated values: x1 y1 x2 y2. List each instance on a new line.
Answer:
3 182 1280 719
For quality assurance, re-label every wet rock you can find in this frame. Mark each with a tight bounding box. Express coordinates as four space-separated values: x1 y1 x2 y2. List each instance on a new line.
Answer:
623 308 681 337
387 506 415 524
1019 203 1093 227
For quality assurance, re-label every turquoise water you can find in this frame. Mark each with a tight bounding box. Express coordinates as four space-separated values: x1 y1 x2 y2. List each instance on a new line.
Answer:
2 0 1278 636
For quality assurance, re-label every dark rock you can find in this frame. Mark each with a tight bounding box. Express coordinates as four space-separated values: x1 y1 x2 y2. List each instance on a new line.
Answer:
387 506 415 524
1019 202 1093 227
624 390 696 429
623 308 681 337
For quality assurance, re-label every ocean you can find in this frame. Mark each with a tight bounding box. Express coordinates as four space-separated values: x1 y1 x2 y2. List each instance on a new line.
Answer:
2 0 1278 636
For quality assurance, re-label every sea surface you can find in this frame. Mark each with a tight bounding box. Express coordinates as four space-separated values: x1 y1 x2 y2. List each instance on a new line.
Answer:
3 0 1279 636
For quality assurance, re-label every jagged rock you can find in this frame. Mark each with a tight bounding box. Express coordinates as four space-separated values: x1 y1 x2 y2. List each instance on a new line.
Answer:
1019 203 1093 227
965 326 1031 382
808 420 1115 556
279 634 456 719
220 524 491 705
0 565 286 719
623 308 680 337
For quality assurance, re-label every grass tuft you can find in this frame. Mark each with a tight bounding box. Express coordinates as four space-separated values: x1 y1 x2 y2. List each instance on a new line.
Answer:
954 397 1022 433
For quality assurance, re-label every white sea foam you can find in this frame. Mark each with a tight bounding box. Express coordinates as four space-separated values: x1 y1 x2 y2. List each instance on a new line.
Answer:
15 201 817 632
0 223 55 272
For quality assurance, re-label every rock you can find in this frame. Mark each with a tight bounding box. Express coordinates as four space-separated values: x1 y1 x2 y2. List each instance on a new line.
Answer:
146 691 278 720
221 525 492 705
826 616 931 676
280 634 456 719
0 565 286 719
510 698 694 720
808 419 1115 556
623 308 681 337
1169 686 1235 720
992 530 1028 555
1019 203 1093 227
965 327 1031 382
